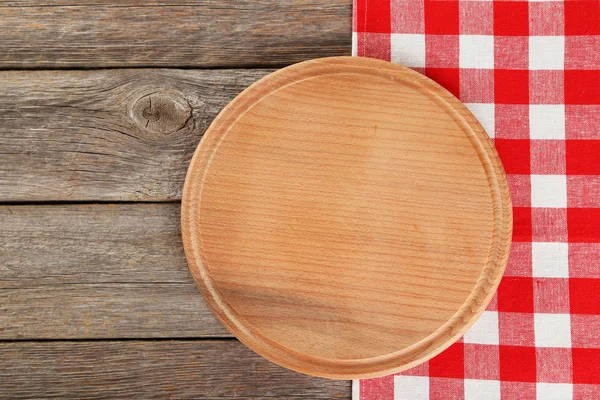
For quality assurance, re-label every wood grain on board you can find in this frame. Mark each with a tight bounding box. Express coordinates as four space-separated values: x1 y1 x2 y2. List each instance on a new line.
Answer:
0 0 351 69
0 340 351 399
0 0 356 395
0 69 269 202
182 57 512 378
0 203 229 339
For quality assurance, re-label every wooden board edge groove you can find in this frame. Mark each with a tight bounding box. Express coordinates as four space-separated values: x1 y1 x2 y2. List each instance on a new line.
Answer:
181 57 513 379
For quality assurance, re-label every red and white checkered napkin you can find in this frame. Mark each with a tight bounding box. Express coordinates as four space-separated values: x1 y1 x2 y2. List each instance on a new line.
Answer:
352 0 600 398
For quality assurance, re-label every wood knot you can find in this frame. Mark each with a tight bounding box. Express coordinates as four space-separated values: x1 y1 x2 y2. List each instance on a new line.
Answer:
131 91 192 134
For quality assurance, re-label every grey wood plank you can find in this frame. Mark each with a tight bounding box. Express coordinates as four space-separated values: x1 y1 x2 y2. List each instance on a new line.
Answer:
0 0 351 69
0 203 230 339
0 204 189 287
0 340 351 399
0 283 229 339
0 68 269 202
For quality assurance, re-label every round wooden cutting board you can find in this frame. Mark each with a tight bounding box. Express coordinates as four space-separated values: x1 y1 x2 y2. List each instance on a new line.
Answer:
181 56 512 379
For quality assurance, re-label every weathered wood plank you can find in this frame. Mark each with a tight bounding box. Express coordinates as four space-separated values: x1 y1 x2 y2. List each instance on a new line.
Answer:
0 0 351 69
0 204 188 287
0 203 231 339
1 284 228 339
0 340 351 399
0 69 270 202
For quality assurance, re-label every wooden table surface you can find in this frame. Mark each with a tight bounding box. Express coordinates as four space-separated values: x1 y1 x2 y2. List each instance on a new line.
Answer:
0 1 352 398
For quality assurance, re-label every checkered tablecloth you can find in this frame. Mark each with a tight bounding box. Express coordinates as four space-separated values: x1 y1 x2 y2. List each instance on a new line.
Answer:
352 0 600 399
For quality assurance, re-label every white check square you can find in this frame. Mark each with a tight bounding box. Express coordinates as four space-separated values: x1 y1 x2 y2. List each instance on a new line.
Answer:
532 242 569 278
460 35 494 69
534 313 572 347
531 175 567 208
465 379 500 400
391 34 425 68
466 103 495 138
530 36 565 70
394 375 429 400
464 311 499 345
537 383 573 400
530 105 565 139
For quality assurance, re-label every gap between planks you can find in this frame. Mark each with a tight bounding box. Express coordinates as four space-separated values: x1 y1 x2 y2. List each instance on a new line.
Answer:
0 203 229 339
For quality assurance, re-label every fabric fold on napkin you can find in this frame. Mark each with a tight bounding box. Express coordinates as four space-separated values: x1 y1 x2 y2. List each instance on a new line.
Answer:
353 0 600 398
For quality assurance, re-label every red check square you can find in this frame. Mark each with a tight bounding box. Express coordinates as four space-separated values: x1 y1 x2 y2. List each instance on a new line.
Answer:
513 207 533 243
565 70 600 105
498 277 534 313
565 0 600 36
429 342 464 379
424 0 458 35
495 139 530 174
499 345 537 382
425 68 460 98
568 209 600 243
495 70 530 105
573 349 600 384
570 278 600 314
566 140 600 175
355 0 391 33
494 2 529 36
